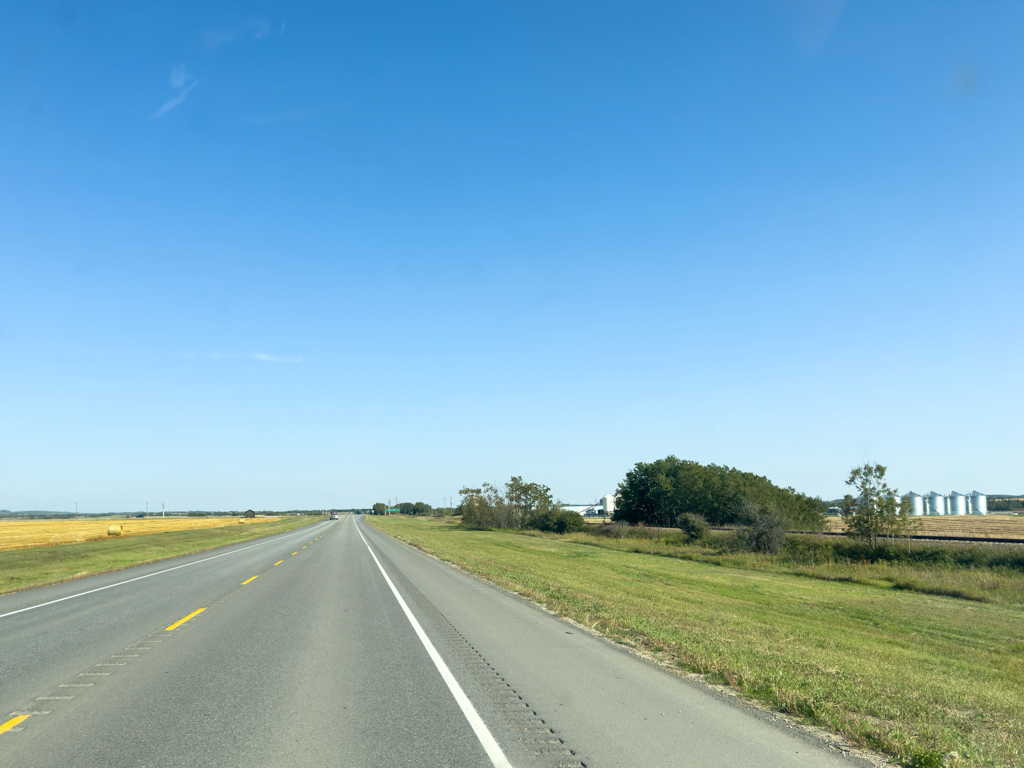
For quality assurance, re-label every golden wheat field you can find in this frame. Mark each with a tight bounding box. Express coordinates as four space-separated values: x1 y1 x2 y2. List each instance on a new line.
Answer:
0 517 283 552
824 513 1024 539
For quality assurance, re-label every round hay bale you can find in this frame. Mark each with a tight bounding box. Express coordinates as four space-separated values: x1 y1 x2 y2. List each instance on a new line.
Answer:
107 524 122 537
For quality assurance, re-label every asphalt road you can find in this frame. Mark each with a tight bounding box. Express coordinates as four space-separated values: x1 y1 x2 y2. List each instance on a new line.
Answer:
0 514 875 767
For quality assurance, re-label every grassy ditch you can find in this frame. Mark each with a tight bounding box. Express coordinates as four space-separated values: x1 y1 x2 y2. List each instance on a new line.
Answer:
0 516 320 596
367 516 1024 767
565 527 1024 606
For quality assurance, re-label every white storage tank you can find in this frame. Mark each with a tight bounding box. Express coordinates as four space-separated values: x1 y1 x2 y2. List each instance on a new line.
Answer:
927 492 946 515
947 491 967 516
602 494 615 515
969 491 988 515
906 492 925 516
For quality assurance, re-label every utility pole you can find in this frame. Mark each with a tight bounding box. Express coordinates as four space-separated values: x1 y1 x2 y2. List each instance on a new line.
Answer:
162 502 165 518
146 502 149 516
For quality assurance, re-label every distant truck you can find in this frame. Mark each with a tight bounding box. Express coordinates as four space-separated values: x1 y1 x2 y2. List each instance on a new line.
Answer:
329 513 339 520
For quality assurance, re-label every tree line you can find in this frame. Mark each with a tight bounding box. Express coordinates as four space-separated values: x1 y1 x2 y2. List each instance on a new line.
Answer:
457 477 585 533
988 498 1024 512
379 457 930 551
612 456 827 531
370 501 437 516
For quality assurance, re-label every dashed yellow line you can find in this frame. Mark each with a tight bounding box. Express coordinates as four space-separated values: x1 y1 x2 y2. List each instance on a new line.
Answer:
302 545 306 549
241 575 258 585
274 560 283 566
0 715 30 736
165 608 206 631
292 552 297 555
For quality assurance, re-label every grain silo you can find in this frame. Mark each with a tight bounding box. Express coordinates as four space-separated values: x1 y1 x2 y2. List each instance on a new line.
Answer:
927 492 946 516
602 494 615 516
906 492 925 516
947 491 967 516
969 491 988 515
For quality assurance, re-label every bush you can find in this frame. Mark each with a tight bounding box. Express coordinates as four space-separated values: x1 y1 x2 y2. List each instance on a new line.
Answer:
603 521 630 538
553 510 586 534
675 512 709 541
527 508 586 534
741 512 786 554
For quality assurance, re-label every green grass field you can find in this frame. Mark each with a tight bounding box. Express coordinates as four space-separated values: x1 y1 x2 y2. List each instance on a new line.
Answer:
367 516 1024 767
0 515 320 596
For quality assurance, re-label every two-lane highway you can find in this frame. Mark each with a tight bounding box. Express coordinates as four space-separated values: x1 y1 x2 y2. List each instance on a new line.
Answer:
1 515 876 767
0 518 335 721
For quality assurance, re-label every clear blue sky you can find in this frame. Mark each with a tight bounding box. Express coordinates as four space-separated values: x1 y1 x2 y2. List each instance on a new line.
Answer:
2 1 1022 512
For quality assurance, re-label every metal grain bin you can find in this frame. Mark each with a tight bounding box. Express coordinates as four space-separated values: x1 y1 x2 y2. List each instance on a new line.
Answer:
906 492 925 516
947 492 967 516
969 491 988 515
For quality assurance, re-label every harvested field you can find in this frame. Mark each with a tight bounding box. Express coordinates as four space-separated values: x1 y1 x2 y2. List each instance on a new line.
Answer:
0 517 283 552
824 513 1024 540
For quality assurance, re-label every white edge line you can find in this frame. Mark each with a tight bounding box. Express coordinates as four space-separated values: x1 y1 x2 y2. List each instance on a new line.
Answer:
0 520 331 620
356 519 514 768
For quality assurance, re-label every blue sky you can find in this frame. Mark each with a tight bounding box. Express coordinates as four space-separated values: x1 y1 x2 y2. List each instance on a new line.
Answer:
2 1 1022 512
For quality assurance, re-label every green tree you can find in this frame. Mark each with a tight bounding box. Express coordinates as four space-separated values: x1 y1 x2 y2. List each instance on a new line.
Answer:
371 502 386 515
505 476 555 528
456 479 567 530
456 487 486 526
842 463 915 545
613 456 826 529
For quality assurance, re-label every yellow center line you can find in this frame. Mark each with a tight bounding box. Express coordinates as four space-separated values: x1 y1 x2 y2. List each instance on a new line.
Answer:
302 545 306 548
274 560 283 565
165 607 206 631
292 552 297 555
241 575 258 585
0 714 30 736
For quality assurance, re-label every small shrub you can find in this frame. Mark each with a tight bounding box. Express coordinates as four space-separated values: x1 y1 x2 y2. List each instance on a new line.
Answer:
675 513 709 541
523 508 586 534
604 522 630 538
742 513 786 554
553 510 586 534
909 750 944 768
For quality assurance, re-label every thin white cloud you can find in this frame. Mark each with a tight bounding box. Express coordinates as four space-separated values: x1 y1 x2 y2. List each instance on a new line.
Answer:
249 353 303 363
204 20 271 49
153 81 196 118
169 64 192 89
153 65 196 119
